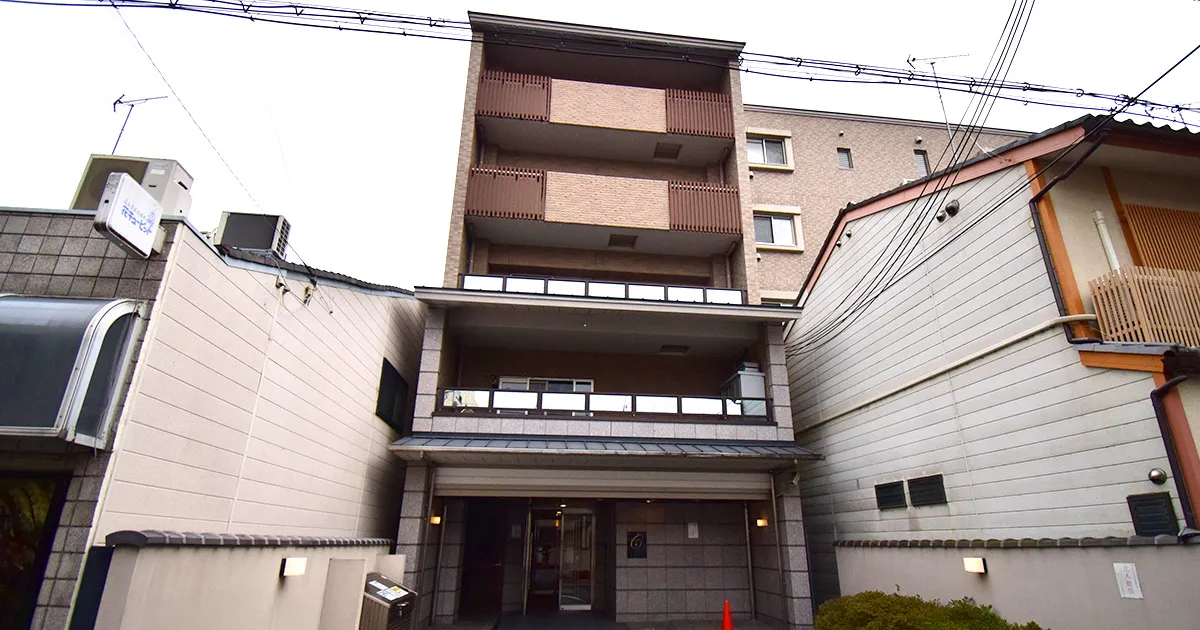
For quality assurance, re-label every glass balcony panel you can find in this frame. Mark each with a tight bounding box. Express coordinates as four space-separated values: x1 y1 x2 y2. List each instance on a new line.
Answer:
628 285 666 301
680 397 723 415
667 286 705 303
706 289 744 305
542 392 587 411
636 396 678 414
740 399 769 417
493 390 540 409
589 394 633 412
443 389 491 408
587 282 626 299
725 399 743 416
547 280 586 296
463 275 504 291
506 278 546 294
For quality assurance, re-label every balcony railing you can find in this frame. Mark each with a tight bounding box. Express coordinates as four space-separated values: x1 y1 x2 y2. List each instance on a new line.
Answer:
666 89 734 138
461 274 745 305
438 388 771 422
668 182 742 234
465 167 546 220
1089 266 1200 347
477 71 550 122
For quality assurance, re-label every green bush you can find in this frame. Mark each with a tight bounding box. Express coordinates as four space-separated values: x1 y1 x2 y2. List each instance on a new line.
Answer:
815 591 1046 630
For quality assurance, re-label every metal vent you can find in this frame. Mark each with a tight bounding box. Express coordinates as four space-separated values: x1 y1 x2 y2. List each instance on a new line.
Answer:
907 474 947 507
658 345 689 356
874 481 906 510
1127 492 1179 537
837 147 854 170
607 234 637 250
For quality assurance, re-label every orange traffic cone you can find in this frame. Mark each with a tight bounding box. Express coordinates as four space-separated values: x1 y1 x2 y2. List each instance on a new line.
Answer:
722 600 734 630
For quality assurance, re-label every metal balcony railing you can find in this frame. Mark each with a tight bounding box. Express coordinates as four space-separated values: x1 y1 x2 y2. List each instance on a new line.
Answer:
668 181 742 235
461 274 745 305
477 71 550 122
465 167 546 221
665 89 734 138
438 388 771 421
1089 266 1200 347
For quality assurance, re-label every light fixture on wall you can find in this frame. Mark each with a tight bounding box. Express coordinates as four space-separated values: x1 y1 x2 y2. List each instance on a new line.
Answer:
963 557 987 574
429 515 443 525
756 518 769 528
1149 468 1168 485
280 557 308 578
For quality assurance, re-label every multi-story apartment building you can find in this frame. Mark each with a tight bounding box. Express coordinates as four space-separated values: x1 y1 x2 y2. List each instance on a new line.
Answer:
394 13 816 629
787 115 1200 630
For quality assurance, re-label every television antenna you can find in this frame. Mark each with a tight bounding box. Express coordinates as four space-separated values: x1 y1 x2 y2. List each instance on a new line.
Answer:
111 94 168 154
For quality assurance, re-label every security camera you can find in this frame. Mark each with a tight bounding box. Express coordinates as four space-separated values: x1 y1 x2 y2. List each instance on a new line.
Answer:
944 199 960 217
935 211 947 223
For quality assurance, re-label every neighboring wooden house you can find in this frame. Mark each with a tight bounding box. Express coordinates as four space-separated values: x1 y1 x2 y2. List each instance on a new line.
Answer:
786 115 1200 630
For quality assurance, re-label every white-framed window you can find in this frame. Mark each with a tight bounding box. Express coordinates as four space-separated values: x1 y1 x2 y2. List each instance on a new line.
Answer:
499 377 594 393
914 149 931 177
753 214 797 247
836 147 854 170
747 137 788 166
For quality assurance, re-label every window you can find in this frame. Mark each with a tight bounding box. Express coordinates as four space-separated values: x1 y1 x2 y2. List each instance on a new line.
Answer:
747 137 787 165
875 481 907 510
1127 492 1179 537
754 214 797 246
375 358 410 431
914 150 931 177
499 377 593 393
836 148 854 170
907 474 948 507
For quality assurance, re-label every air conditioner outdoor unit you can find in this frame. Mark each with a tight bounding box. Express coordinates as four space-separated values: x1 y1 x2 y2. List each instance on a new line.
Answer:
71 154 193 218
214 212 290 260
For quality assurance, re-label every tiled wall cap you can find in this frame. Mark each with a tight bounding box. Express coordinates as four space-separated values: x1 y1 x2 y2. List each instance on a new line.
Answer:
105 530 393 548
834 535 1197 548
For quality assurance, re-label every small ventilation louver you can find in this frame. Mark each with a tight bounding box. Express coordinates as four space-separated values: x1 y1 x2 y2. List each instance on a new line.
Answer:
875 481 906 510
658 345 689 356
607 234 637 250
1127 492 1179 537
653 142 682 160
907 474 947 507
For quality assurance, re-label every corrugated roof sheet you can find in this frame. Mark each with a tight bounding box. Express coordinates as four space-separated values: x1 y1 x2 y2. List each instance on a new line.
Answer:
392 432 817 459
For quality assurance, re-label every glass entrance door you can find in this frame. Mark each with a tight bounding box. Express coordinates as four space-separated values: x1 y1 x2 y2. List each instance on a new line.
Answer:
558 511 593 611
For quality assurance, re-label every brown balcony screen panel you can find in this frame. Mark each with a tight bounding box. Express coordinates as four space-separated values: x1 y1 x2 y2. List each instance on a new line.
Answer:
668 182 742 234
665 89 734 138
1124 204 1200 272
1089 266 1200 347
477 71 550 122
465 167 546 221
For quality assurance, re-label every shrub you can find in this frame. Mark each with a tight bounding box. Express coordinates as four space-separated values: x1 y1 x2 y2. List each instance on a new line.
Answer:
815 591 1046 630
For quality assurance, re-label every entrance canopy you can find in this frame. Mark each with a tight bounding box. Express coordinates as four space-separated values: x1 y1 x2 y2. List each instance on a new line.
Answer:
0 296 141 447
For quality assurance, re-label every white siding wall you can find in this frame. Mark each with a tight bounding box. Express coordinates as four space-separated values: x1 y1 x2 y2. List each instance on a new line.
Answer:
786 167 1181 600
93 229 425 538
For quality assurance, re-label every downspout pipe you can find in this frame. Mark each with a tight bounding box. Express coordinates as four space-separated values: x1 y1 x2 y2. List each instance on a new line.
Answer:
1150 374 1198 533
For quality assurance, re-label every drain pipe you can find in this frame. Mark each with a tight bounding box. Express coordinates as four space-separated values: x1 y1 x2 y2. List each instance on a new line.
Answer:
742 502 757 619
769 472 788 622
1150 374 1198 532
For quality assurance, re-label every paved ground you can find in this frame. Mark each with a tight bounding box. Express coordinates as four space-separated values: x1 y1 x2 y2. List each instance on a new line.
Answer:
486 612 777 630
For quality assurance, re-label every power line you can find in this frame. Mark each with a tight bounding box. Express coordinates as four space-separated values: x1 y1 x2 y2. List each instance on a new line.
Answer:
7 0 1198 122
109 3 265 212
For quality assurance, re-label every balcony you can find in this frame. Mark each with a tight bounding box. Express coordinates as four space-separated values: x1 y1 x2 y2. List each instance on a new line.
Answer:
1090 266 1200 347
438 388 770 422
476 71 734 139
461 274 745 305
464 167 741 235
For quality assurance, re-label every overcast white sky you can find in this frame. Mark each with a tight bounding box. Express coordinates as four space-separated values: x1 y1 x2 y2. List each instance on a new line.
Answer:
1 1 1196 288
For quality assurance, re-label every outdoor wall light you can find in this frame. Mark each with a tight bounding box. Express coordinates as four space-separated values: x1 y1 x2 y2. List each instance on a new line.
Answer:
756 518 769 527
280 557 308 578
429 515 443 525
963 557 987 574
1149 468 1169 485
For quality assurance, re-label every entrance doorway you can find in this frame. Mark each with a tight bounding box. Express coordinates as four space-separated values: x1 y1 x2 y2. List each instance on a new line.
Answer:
0 473 68 630
525 506 594 613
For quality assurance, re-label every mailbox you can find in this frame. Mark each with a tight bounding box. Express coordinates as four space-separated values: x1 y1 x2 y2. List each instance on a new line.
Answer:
359 572 417 630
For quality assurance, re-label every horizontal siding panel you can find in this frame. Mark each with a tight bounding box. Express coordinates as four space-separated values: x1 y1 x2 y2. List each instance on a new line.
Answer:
117 422 244 477
112 451 239 498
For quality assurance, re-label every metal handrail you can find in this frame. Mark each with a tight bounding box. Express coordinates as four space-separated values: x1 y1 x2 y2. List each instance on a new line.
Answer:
459 273 746 305
437 388 771 422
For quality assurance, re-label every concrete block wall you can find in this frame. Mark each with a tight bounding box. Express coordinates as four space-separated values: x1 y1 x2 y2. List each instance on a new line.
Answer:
748 478 813 629
614 500 752 623
433 499 466 624
442 39 485 287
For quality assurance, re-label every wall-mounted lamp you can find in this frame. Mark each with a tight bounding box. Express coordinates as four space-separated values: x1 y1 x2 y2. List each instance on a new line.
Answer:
1149 468 1168 485
280 557 308 578
429 515 443 525
756 518 769 528
963 557 987 574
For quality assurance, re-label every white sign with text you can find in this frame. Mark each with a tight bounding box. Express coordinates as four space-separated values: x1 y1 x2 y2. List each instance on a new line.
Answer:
94 172 162 259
